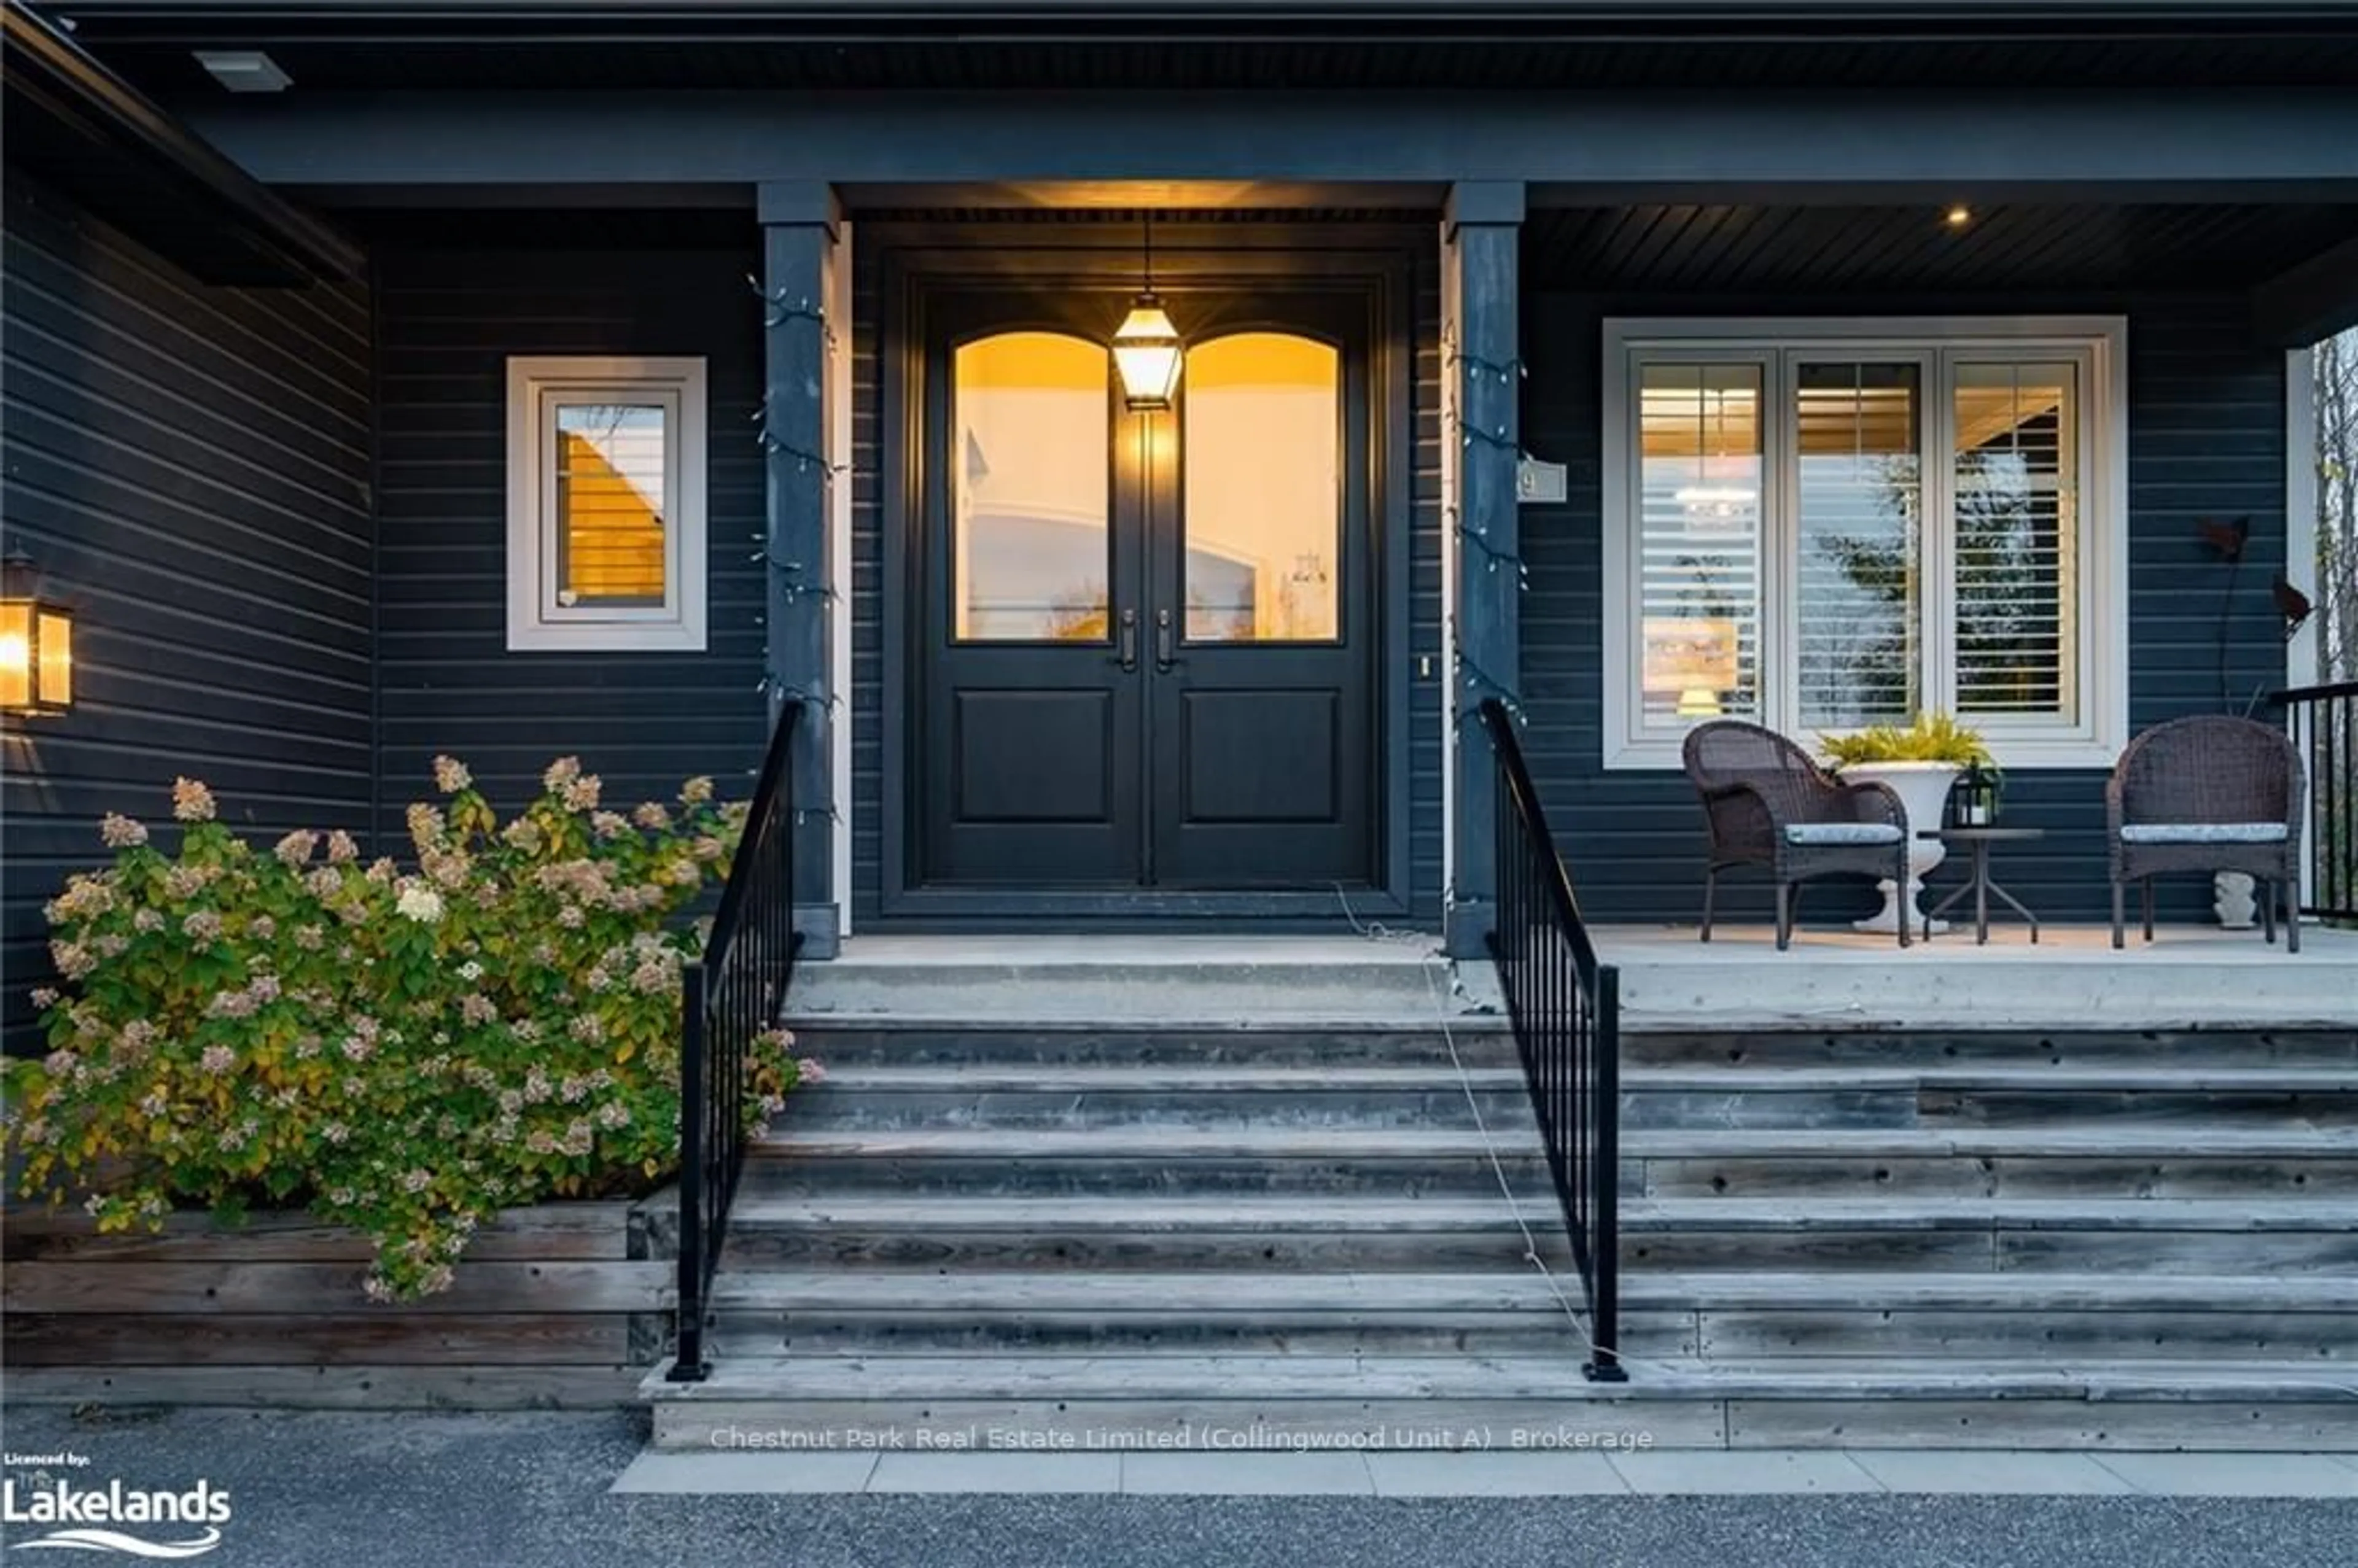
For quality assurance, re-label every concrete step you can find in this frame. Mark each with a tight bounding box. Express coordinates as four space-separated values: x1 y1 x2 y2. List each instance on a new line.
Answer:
744 1122 2358 1203
699 1268 2357 1362
787 1022 1517 1069
644 1352 2358 1451
1629 1126 2358 1200
788 1065 1542 1132
782 936 1490 1026
720 1194 1573 1272
786 1062 2358 1135
705 1269 1613 1359
717 1190 2356 1275
707 1267 2358 1318
1624 1028 2358 1071
1618 1197 2358 1274
1918 1077 2358 1128
743 1124 1557 1201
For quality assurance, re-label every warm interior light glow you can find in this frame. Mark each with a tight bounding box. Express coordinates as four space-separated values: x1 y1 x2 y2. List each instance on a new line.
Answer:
0 620 31 712
952 332 1112 641
1643 616 1741 718
37 610 72 710
1673 485 1759 507
1113 295 1183 410
1 553 74 715
1182 333 1340 641
1946 205 1973 228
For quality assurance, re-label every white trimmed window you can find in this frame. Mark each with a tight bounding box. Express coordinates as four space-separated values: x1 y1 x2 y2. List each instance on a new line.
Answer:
1601 318 2128 769
506 356 707 652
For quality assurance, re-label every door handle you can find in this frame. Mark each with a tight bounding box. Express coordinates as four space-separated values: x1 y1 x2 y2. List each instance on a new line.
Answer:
1154 608 1177 672
1116 607 1138 672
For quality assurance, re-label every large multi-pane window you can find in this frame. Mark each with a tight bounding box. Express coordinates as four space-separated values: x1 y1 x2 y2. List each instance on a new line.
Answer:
1603 320 2122 769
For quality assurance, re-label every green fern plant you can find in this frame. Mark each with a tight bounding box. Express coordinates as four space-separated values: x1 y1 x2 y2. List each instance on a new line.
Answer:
1818 712 1994 771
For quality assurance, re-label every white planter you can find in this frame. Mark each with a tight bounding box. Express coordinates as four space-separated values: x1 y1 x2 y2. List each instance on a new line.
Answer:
1837 761 1963 936
2212 870 2259 930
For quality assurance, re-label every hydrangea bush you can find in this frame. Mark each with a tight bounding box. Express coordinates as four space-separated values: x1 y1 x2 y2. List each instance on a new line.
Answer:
4 758 815 1300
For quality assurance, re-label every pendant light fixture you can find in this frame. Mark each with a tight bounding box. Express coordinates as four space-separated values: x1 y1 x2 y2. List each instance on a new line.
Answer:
1113 213 1182 411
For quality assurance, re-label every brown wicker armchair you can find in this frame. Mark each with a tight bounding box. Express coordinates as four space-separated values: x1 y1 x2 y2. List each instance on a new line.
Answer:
2107 715 2305 952
1682 720 1913 951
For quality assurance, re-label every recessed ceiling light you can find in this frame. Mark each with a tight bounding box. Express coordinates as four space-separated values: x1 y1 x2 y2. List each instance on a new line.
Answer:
1945 205 1973 228
194 50 292 93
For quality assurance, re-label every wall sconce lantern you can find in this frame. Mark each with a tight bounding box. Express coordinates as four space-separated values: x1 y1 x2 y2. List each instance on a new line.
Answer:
1113 215 1183 411
2 549 76 716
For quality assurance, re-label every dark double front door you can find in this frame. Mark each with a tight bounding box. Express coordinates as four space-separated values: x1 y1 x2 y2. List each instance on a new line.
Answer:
916 283 1379 894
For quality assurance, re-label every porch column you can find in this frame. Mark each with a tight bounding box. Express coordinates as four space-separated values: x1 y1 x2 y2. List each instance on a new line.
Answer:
1444 181 1525 958
759 181 842 955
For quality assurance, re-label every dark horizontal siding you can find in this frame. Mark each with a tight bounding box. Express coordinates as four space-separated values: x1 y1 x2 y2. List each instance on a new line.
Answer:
1520 290 2290 927
372 235 766 839
1 176 375 1054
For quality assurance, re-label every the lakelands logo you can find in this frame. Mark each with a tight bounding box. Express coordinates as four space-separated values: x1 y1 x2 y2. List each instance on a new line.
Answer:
2 1463 231 1558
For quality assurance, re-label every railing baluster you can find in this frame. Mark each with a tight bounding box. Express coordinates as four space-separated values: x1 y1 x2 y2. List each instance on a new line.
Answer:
669 707 807 1383
2268 682 2357 924
1475 698 1626 1383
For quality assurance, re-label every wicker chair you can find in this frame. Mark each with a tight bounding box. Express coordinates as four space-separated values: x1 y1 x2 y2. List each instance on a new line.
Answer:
1682 720 1913 951
2107 715 2306 953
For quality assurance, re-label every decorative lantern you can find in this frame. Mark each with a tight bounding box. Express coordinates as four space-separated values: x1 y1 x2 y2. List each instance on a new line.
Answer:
1 549 74 717
1951 763 1999 828
1113 214 1182 411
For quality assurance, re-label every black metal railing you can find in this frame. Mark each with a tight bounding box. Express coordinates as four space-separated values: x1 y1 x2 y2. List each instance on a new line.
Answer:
669 705 804 1382
1476 697 1625 1382
2272 680 2358 923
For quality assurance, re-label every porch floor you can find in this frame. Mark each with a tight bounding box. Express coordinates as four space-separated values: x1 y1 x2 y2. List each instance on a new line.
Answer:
795 925 2354 1033
1595 923 2358 1033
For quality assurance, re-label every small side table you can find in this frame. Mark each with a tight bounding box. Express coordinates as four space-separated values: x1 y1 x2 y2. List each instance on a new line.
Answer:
1919 827 2044 945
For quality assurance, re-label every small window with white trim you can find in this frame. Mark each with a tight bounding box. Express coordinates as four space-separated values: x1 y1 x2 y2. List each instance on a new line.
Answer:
1601 318 2127 770
506 357 707 651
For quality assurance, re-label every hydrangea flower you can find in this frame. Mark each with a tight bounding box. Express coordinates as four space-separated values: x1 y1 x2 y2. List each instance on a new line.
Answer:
171 777 217 823
395 882 445 924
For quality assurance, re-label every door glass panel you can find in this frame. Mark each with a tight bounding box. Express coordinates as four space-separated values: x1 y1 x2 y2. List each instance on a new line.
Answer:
1183 333 1341 642
954 332 1112 641
1637 362 1765 725
1795 362 1923 728
554 402 668 607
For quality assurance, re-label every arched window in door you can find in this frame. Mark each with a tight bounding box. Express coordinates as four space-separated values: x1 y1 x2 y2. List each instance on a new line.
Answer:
1183 332 1342 642
953 332 1112 642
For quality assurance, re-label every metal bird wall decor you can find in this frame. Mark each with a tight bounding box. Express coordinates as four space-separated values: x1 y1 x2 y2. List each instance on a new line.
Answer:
2273 572 2314 640
2198 515 2251 561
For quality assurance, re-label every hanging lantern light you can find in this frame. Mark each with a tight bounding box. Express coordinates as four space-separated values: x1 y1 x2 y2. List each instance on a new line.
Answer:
1113 214 1182 411
1 549 74 718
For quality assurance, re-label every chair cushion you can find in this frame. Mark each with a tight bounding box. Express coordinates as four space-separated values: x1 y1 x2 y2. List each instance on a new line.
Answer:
1783 823 1904 846
2119 821 2290 844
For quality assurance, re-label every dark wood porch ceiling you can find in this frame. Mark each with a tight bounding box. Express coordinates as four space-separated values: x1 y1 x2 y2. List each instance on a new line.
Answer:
1526 202 2358 293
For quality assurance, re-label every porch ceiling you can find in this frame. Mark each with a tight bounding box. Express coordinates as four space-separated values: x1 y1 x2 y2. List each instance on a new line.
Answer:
1525 201 2358 294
